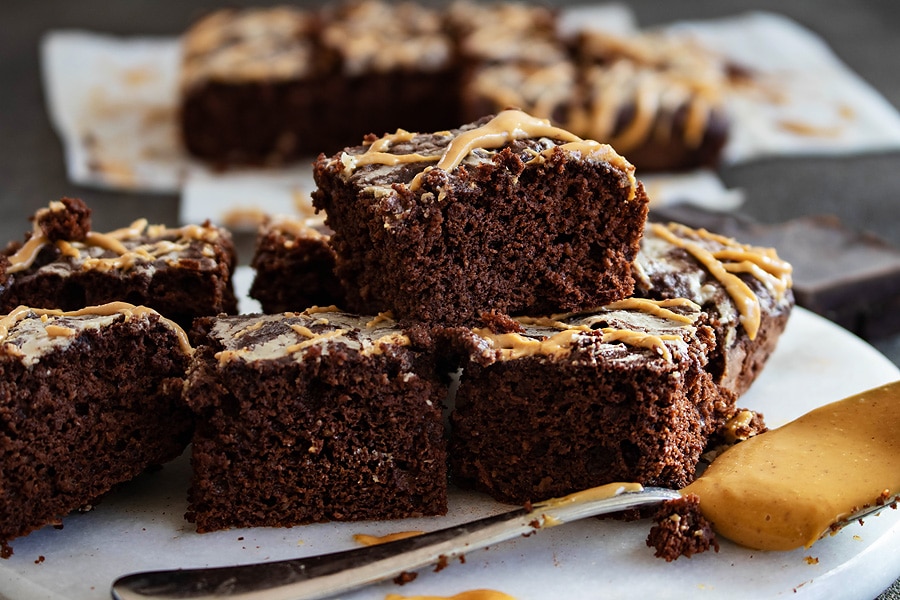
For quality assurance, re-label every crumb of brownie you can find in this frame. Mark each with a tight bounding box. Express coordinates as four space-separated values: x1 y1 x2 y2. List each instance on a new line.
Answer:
646 494 718 561
34 197 92 242
393 571 418 585
480 312 525 334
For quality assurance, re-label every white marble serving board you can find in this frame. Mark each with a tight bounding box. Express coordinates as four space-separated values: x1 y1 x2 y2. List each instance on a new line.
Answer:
1 296 899 600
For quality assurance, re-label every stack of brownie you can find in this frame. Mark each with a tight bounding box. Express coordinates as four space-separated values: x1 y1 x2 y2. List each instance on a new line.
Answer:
179 0 733 172
200 106 793 531
0 101 792 553
0 198 240 551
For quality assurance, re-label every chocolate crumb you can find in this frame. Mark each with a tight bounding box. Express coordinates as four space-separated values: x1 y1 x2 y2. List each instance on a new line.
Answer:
0 542 12 559
434 554 449 572
34 197 92 242
393 571 418 585
646 494 718 561
34 555 45 564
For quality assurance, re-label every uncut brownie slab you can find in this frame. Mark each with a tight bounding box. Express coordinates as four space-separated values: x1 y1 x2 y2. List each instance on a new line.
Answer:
184 309 448 532
634 222 794 397
447 298 726 504
248 215 344 313
180 1 459 164
0 198 238 328
313 109 649 325
0 302 193 549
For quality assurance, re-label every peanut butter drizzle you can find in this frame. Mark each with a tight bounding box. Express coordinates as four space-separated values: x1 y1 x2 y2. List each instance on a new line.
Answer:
572 31 724 153
603 297 700 324
386 591 517 600
352 530 424 547
490 297 696 362
5 214 222 275
0 302 192 356
535 482 644 515
684 381 900 551
650 223 793 340
284 329 349 354
409 110 582 191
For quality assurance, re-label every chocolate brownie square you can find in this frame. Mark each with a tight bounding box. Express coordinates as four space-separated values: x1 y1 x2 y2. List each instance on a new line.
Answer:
313 109 649 324
0 302 193 549
184 308 448 532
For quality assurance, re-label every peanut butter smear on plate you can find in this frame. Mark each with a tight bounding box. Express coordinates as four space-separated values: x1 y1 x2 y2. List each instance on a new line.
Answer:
683 381 900 551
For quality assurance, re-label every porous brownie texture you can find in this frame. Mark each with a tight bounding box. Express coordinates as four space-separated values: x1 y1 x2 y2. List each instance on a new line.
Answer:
313 110 649 325
184 309 448 532
249 215 345 313
446 298 728 504
1 198 238 328
0 303 193 548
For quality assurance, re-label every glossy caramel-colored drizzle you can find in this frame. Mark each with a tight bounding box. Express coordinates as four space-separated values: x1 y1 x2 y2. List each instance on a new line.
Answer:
650 222 792 340
0 302 192 356
479 297 694 362
352 530 424 547
341 128 439 176
5 217 222 275
408 110 581 191
343 110 635 199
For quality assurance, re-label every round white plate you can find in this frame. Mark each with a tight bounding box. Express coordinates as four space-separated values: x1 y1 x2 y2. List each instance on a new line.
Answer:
1 307 899 600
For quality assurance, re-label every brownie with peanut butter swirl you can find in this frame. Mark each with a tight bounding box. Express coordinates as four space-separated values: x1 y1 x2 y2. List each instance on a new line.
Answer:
445 297 728 504
313 109 649 325
634 222 794 397
0 302 194 551
184 307 448 531
0 198 238 328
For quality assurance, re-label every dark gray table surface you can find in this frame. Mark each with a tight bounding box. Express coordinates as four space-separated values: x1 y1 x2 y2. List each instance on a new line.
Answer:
2 0 900 598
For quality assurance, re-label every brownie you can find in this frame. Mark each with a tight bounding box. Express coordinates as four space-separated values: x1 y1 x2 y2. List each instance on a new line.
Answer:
184 308 448 532
0 198 238 328
634 221 794 397
248 215 345 313
180 1 459 164
652 205 900 340
446 298 727 504
313 0 461 150
179 6 324 165
445 1 567 66
178 1 732 173
312 109 649 324
459 61 576 128
646 494 719 561
0 302 194 549
570 30 731 172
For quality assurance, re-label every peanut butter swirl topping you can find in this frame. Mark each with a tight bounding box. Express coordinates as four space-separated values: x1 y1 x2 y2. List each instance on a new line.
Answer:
6 215 223 276
649 222 793 340
338 109 636 199
210 307 412 365
473 297 701 364
0 302 192 366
